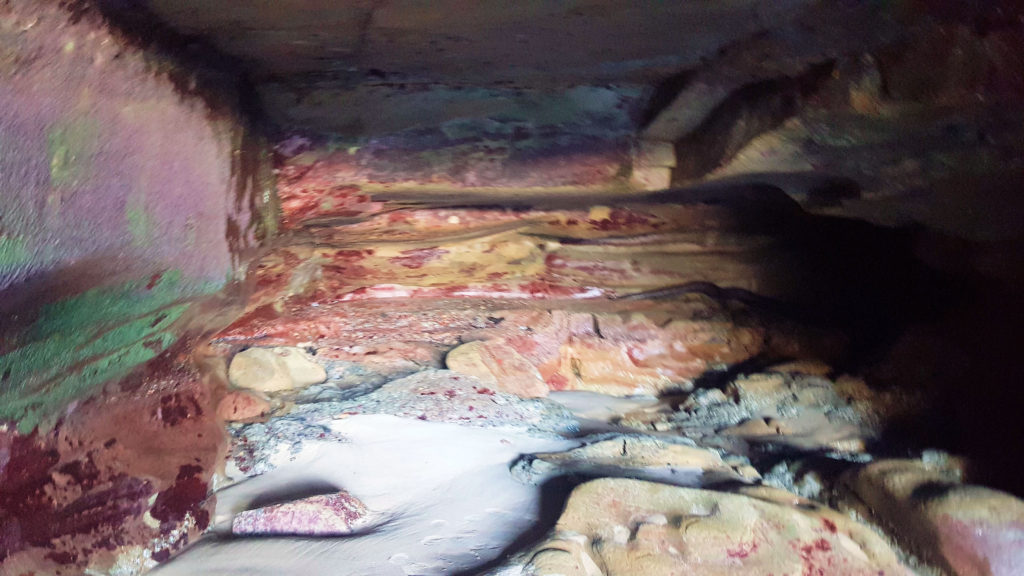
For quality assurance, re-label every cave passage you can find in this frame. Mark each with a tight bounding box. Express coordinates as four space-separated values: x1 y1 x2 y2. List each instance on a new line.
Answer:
1 1 1023 575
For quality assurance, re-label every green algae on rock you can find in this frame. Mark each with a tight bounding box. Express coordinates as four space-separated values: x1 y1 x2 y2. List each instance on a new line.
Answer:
0 271 209 432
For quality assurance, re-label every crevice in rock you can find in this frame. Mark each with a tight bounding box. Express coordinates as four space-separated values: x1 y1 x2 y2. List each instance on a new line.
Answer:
638 69 699 130
671 60 836 185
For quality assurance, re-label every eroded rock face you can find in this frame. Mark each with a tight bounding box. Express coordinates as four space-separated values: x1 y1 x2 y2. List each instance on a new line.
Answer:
228 347 328 393
0 0 260 436
841 459 1024 576
450 309 765 397
513 435 759 486
502 478 911 576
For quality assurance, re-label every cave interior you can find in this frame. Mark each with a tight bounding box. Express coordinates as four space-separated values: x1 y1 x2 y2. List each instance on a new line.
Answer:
1 1 1023 575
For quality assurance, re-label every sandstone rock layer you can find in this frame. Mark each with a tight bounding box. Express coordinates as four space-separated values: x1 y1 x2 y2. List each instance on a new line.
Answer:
520 478 911 576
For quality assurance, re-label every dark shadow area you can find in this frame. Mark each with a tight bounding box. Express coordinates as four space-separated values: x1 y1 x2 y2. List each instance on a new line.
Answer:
243 480 342 513
451 474 578 576
639 68 699 129
0 254 150 347
85 0 264 123
670 61 836 185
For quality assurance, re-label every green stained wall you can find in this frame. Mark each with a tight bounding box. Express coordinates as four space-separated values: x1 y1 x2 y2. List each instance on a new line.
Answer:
0 0 278 433
0 272 212 433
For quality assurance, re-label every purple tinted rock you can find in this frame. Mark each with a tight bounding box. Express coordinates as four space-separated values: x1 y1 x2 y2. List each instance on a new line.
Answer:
232 492 370 536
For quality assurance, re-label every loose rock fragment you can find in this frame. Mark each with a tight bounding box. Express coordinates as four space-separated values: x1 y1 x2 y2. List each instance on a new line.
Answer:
216 390 271 422
648 372 876 452
841 458 1024 576
228 347 328 392
232 492 371 536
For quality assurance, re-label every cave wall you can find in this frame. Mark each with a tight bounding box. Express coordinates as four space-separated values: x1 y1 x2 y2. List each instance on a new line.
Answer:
0 0 270 432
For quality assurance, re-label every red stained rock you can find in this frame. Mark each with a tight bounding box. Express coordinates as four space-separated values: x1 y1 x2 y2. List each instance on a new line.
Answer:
215 301 485 348
391 247 450 269
0 354 221 573
277 184 383 229
217 294 770 397
445 340 548 398
216 391 271 422
150 466 209 528
459 310 763 396
227 199 787 321
317 341 447 375
274 141 634 227
842 459 1024 576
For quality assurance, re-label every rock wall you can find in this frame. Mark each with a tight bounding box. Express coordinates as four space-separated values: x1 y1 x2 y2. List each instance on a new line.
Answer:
0 0 271 432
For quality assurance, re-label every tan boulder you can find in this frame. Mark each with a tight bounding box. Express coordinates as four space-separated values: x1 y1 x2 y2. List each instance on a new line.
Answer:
445 340 548 398
716 373 869 452
228 347 327 392
842 459 1024 576
548 339 686 395
519 478 911 576
543 313 764 396
722 413 866 453
730 373 840 410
